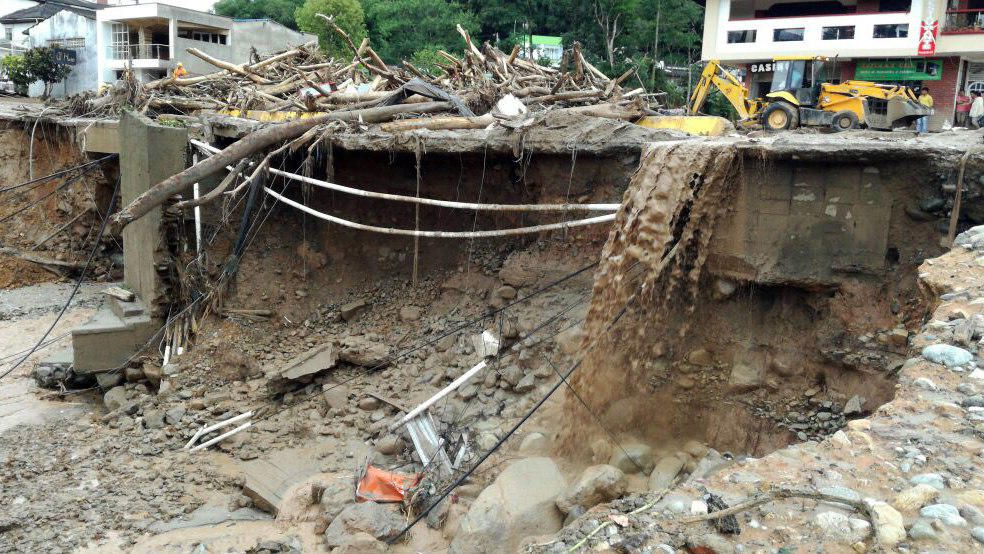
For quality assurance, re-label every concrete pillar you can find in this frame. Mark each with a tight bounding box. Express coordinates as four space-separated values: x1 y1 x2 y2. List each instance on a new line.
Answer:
119 111 187 317
168 19 177 62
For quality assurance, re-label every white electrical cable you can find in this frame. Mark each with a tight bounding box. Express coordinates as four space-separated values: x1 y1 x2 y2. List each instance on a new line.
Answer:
189 139 620 213
264 186 617 238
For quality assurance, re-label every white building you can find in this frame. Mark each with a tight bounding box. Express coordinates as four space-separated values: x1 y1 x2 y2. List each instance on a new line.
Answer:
95 2 315 85
0 1 315 98
1 0 82 55
701 0 984 129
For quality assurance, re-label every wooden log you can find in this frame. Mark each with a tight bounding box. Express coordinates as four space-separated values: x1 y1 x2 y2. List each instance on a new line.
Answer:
112 101 453 229
604 67 635 96
0 247 84 274
186 48 271 84
457 25 485 62
379 113 495 132
525 90 604 104
173 158 250 210
149 96 224 111
511 86 551 98
506 44 521 65
554 102 646 120
259 75 303 96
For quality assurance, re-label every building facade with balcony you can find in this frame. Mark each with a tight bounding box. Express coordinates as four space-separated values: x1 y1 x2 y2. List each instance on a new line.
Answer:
96 3 315 85
701 0 984 129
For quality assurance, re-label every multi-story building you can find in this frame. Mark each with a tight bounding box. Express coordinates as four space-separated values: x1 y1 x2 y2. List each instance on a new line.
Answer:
701 0 984 129
0 1 315 97
96 2 315 85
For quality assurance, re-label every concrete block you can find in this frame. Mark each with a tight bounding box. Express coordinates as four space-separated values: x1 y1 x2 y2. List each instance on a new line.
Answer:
119 112 187 317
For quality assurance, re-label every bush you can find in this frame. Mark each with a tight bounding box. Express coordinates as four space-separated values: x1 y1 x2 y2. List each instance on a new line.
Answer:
1 55 31 96
7 47 73 98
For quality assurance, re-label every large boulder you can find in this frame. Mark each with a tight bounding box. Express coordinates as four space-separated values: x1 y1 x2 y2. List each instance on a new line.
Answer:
450 457 566 553
556 464 626 515
103 386 129 411
608 443 655 475
649 455 686 491
324 501 404 549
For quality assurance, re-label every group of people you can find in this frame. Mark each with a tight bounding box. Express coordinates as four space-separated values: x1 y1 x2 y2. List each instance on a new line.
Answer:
956 88 984 129
912 87 984 134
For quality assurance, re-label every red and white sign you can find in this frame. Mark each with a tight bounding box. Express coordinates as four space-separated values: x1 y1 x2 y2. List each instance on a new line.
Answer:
918 20 938 56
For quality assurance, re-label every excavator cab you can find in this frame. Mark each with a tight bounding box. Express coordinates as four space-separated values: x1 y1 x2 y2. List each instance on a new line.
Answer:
768 56 829 107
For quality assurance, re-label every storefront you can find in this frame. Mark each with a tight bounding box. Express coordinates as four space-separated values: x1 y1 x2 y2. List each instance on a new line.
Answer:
854 58 944 85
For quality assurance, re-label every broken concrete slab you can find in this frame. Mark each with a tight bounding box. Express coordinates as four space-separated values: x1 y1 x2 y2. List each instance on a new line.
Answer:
267 343 338 394
240 448 323 515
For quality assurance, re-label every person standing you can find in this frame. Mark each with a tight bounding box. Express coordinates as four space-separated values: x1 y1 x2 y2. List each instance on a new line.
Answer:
916 87 934 135
956 88 971 127
971 91 984 129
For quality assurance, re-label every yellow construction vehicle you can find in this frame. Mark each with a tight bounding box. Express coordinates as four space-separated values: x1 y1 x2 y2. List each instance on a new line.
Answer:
689 56 931 131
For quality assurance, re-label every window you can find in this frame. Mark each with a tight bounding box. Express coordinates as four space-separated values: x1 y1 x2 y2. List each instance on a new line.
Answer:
822 26 855 40
47 37 85 48
179 29 227 45
4 26 12 41
111 23 129 58
727 30 757 43
873 23 909 38
774 28 805 41
879 0 912 12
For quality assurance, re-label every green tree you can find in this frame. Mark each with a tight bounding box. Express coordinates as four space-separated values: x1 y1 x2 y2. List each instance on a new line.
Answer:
295 0 367 58
363 0 478 63
1 55 32 96
22 47 72 98
215 0 305 29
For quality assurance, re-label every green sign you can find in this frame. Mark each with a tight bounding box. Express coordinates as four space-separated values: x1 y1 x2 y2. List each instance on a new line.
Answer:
855 59 943 81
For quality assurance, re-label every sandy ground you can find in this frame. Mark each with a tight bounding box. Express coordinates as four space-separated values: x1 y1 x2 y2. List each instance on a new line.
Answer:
0 281 104 433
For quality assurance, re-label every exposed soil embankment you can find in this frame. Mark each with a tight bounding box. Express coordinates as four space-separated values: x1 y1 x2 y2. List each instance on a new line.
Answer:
0 123 117 289
561 140 936 462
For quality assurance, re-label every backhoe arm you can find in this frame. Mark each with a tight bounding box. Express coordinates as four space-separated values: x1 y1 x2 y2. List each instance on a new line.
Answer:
688 60 754 120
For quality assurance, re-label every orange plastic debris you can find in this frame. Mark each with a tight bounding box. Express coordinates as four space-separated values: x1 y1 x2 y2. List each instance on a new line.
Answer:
356 465 422 503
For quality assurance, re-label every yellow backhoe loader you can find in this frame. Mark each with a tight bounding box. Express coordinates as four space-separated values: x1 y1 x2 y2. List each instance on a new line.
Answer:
689 56 931 131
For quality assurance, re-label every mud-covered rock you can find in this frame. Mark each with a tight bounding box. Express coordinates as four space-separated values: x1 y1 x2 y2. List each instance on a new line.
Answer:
555 464 626 515
608 443 654 474
649 455 686 491
450 457 565 553
324 501 404 548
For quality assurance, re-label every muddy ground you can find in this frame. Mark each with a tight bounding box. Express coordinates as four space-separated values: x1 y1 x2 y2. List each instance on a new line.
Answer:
1 125 984 553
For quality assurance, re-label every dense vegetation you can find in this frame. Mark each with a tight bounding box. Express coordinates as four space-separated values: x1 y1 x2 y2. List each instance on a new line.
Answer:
214 0 715 110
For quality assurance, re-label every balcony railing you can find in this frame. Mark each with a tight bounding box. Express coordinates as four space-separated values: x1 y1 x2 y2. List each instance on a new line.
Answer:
106 43 170 61
944 9 984 34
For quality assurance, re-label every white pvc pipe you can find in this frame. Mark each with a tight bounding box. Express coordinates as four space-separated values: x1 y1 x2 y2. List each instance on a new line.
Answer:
183 410 253 450
190 421 252 452
190 139 619 213
266 167 620 212
391 360 487 431
265 187 617 238
192 154 203 256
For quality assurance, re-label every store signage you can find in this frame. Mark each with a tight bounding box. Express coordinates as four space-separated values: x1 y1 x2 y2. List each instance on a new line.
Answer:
918 20 938 56
749 62 773 73
52 47 76 66
855 59 942 81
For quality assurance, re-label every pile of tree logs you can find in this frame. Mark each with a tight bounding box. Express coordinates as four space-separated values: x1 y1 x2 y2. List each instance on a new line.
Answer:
72 15 655 121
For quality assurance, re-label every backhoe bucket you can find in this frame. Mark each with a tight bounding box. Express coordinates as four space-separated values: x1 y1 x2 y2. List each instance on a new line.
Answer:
864 97 933 130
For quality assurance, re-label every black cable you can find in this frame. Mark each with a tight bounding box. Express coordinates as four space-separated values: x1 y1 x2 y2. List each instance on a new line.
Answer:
0 174 121 382
0 154 116 195
314 260 598 397
390 297 636 543
0 167 93 225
